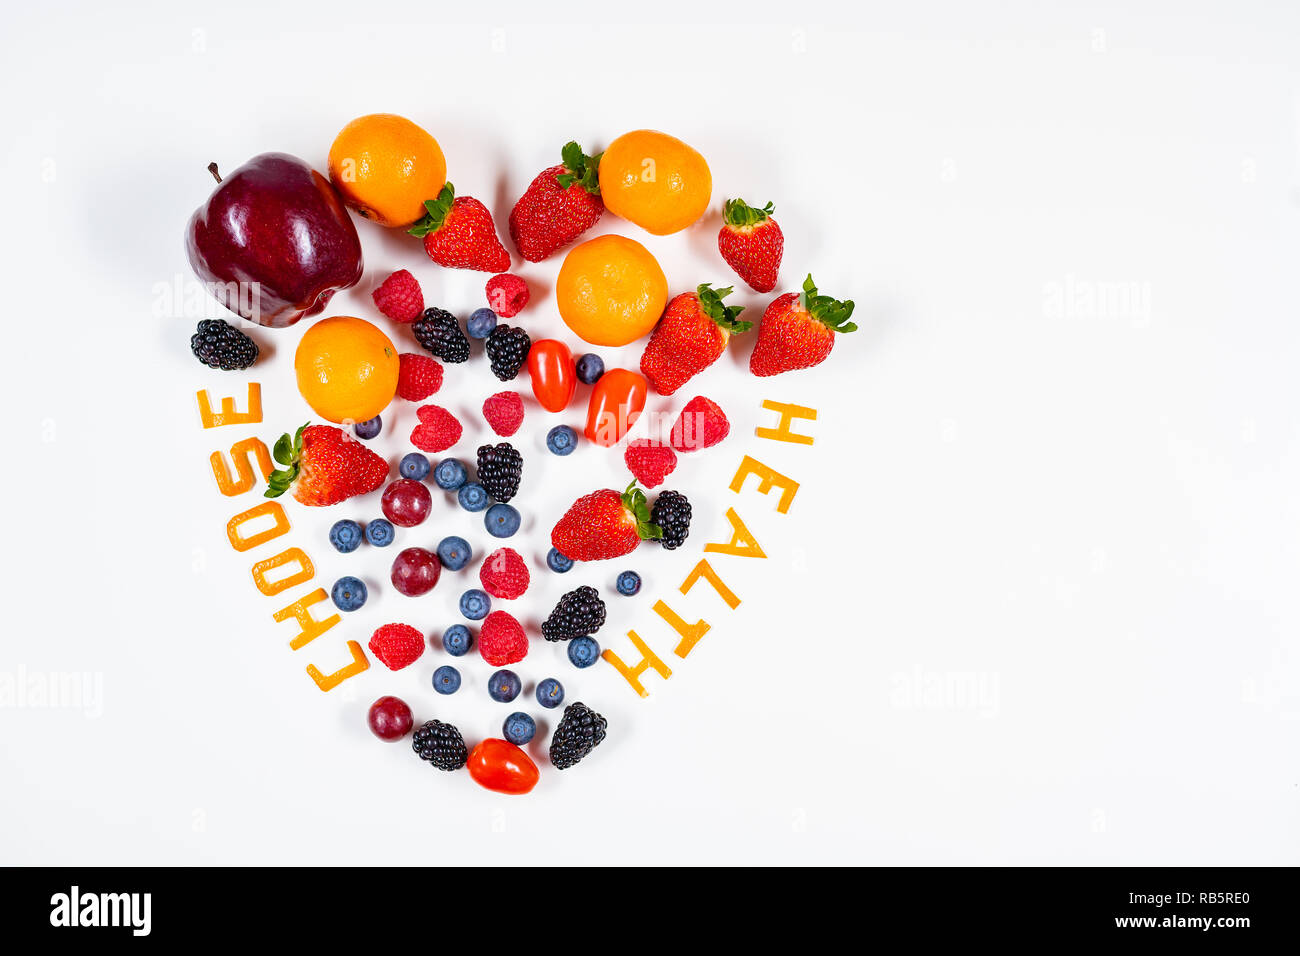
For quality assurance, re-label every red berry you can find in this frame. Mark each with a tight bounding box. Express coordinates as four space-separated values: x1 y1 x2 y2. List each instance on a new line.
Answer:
482 391 524 437
368 696 414 741
479 610 528 666
485 273 530 318
410 404 463 452
718 199 783 294
410 184 511 272
624 439 678 488
390 547 441 597
381 478 432 527
371 269 424 322
368 623 425 670
669 396 730 452
396 353 443 401
479 547 530 599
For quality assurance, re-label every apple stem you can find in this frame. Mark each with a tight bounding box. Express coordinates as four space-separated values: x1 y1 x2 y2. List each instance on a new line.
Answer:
207 162 222 184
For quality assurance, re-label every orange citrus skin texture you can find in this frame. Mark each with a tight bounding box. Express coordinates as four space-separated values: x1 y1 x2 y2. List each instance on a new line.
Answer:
328 114 447 229
598 130 712 236
555 235 668 347
294 316 399 424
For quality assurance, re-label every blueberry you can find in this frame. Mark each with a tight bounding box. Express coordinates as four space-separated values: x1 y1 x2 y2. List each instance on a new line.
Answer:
434 458 468 490
364 518 395 547
399 453 431 481
546 424 577 456
568 636 600 668
329 519 363 553
457 482 489 512
502 711 536 745
535 678 565 709
460 588 491 620
432 665 461 695
546 547 574 573
467 307 498 339
353 416 382 440
330 576 367 611
488 669 522 703
485 503 521 538
616 570 642 596
437 535 472 571
442 624 473 657
575 353 604 385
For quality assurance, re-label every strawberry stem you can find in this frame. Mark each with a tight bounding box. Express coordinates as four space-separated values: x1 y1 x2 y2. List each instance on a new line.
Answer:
556 142 602 195
622 480 663 540
407 183 456 238
696 282 752 335
264 422 308 498
722 198 774 228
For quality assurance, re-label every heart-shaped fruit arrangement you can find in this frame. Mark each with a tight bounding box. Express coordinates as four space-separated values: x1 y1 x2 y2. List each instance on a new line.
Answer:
186 114 856 795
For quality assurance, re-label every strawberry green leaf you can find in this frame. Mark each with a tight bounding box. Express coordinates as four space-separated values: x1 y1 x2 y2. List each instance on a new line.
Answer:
696 282 752 335
556 142 602 195
406 183 456 237
272 433 293 466
722 198 774 228
797 274 857 334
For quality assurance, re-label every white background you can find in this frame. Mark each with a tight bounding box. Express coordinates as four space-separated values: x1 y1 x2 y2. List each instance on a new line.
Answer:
1 0 1298 865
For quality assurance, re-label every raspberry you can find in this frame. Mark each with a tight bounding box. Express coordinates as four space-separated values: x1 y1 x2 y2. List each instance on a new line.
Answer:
624 439 677 488
411 405 463 453
485 273 530 317
368 623 425 671
549 702 607 770
479 610 528 666
669 396 730 452
372 269 424 323
479 547 530 599
396 353 444 402
482 391 524 437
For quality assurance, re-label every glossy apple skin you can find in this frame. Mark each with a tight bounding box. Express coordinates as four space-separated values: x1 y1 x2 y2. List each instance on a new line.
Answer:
185 152 364 328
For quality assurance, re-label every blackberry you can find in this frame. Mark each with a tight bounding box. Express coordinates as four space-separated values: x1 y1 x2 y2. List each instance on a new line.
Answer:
650 490 692 550
413 308 470 363
411 719 468 771
476 443 522 503
541 585 606 642
190 319 258 371
549 702 607 770
484 324 531 381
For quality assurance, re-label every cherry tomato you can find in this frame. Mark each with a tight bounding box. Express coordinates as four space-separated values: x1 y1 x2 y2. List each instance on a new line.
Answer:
585 368 647 446
467 738 539 795
527 339 577 412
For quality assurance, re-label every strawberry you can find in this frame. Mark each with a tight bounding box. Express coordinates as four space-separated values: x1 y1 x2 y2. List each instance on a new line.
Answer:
718 198 784 293
749 274 857 377
264 423 388 507
551 481 662 562
409 183 511 272
508 142 604 262
639 283 751 396
669 396 730 452
624 439 677 488
368 623 425 671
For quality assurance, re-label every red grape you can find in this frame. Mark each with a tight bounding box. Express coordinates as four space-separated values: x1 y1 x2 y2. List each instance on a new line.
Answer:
391 546 441 596
368 696 413 741
381 478 432 527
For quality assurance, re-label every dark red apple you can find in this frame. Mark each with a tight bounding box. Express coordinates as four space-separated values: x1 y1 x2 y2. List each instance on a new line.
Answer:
185 152 363 328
